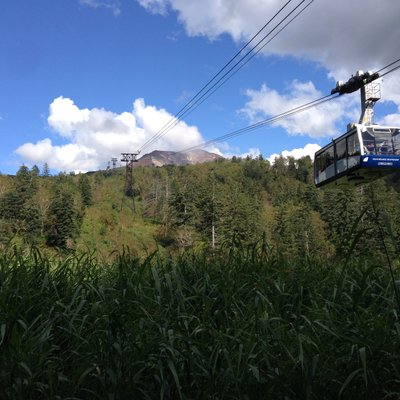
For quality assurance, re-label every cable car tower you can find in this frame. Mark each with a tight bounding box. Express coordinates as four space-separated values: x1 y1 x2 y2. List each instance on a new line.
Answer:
121 152 140 211
331 70 381 126
314 70 400 187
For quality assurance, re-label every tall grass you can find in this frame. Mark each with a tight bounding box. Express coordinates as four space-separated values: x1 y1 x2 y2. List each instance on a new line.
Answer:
0 245 399 399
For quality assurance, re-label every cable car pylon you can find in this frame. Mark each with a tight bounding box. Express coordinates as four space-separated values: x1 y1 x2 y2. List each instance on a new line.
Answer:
331 70 381 125
314 70 400 188
121 151 140 212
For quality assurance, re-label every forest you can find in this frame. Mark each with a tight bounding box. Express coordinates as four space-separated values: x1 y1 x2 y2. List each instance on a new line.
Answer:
1 157 400 399
2 155 400 260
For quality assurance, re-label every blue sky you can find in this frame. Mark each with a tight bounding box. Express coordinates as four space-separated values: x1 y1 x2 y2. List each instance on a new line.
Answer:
1 0 400 174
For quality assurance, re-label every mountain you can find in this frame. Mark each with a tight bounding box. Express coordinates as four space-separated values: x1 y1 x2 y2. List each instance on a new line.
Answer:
135 149 223 167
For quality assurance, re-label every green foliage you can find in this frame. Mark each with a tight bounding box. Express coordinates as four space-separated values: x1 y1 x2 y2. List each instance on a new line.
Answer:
1 158 400 398
2 157 400 260
78 173 93 207
31 164 40 176
217 181 262 245
0 190 24 220
45 188 79 249
0 247 399 399
21 204 41 242
0 166 41 241
42 162 50 177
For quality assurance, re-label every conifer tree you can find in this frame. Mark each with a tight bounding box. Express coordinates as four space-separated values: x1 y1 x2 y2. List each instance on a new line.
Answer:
0 191 24 221
45 188 77 248
0 166 40 239
42 162 50 177
15 165 37 201
78 174 93 207
31 165 40 177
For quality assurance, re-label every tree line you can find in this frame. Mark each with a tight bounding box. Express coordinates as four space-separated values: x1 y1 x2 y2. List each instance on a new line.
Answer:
0 165 92 249
1 156 400 261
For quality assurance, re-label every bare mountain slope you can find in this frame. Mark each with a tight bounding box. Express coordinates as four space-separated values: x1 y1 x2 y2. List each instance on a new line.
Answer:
135 149 223 167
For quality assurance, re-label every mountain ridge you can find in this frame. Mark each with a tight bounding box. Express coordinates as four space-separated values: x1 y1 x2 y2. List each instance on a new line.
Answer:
134 149 223 168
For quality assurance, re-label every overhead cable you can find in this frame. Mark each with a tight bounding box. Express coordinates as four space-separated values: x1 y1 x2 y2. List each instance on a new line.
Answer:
178 58 400 154
179 94 338 153
145 0 314 144
379 63 400 78
376 57 400 74
138 0 313 154
138 0 295 153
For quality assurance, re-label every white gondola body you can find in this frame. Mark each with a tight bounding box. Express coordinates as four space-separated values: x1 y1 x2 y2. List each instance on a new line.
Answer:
314 124 400 187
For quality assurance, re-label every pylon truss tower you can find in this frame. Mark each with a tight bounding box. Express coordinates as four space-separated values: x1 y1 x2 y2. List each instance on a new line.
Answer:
121 152 139 197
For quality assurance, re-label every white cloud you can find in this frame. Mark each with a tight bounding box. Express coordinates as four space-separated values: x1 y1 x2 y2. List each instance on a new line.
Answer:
137 0 167 15
137 0 400 82
238 147 261 159
381 74 400 108
80 0 121 15
379 108 400 127
203 141 261 160
138 0 400 139
268 143 321 164
241 80 357 138
16 96 204 172
48 97 91 137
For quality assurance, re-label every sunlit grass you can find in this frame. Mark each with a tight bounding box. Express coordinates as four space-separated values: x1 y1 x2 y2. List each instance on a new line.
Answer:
0 245 399 399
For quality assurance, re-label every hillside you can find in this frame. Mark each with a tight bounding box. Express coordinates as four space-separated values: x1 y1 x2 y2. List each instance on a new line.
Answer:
1 155 400 261
2 156 400 399
0 152 400 258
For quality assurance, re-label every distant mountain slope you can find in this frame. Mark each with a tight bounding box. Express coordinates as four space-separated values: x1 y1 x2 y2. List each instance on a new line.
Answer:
135 149 223 167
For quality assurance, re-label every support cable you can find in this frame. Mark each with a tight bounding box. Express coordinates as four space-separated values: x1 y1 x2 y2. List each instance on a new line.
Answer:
146 0 314 143
138 0 313 154
379 63 400 79
178 59 400 153
376 57 400 74
179 94 337 153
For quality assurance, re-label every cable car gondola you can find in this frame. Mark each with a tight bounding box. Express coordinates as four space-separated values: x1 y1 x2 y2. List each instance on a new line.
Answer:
314 70 400 188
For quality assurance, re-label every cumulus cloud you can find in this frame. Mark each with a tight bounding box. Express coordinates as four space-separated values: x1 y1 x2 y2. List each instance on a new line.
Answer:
137 0 167 15
241 80 358 137
137 0 400 136
137 0 400 83
210 145 262 160
80 0 121 15
268 143 321 164
381 74 400 108
137 0 400 138
379 108 400 127
16 97 204 172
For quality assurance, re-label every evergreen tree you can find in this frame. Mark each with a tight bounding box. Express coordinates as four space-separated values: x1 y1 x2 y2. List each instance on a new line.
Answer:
218 182 262 245
0 166 40 239
78 174 93 207
0 191 24 221
42 162 50 177
287 156 297 179
273 202 332 260
45 188 78 249
15 165 38 202
243 158 266 181
31 165 40 177
22 204 41 242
